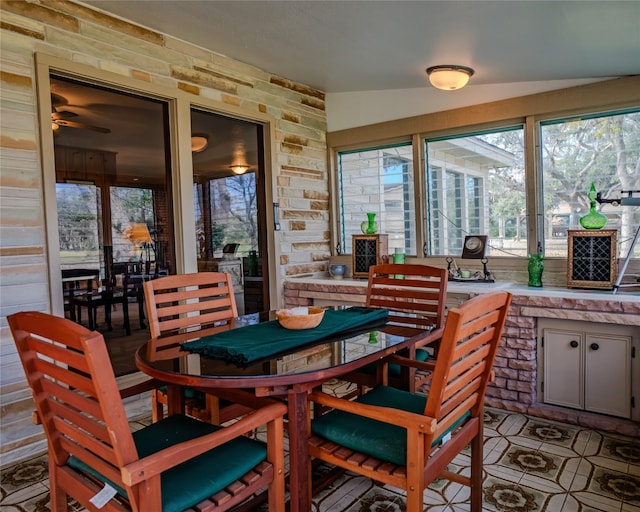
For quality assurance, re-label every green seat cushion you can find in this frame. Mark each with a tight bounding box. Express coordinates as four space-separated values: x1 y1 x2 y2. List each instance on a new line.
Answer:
360 347 430 378
311 385 469 466
68 415 267 512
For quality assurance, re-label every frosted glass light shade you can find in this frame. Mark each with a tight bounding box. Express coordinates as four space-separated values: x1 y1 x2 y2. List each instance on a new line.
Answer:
426 65 475 91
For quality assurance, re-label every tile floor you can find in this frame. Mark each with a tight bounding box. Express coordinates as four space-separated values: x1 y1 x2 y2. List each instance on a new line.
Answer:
2 395 639 511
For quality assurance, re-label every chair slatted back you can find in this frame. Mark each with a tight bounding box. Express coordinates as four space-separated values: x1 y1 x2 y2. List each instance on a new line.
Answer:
8 312 137 494
423 291 511 450
366 263 447 331
144 272 238 359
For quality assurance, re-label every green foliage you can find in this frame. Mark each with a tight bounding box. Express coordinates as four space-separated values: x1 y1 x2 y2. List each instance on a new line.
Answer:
211 223 226 251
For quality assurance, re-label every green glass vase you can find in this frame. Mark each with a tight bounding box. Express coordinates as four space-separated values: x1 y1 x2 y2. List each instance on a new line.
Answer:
579 183 607 229
360 212 378 234
528 253 544 287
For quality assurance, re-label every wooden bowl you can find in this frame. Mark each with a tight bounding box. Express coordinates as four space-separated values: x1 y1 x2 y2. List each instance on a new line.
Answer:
276 307 325 330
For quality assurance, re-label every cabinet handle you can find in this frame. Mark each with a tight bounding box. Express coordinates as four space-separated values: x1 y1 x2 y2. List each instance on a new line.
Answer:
570 340 579 348
590 343 600 351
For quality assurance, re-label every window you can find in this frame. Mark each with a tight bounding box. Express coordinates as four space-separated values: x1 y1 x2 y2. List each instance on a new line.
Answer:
540 109 640 258
337 144 416 254
194 174 258 259
425 127 526 257
57 183 101 269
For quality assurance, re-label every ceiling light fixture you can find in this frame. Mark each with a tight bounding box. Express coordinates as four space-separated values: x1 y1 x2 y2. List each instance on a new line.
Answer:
426 65 475 91
230 164 250 175
191 134 208 152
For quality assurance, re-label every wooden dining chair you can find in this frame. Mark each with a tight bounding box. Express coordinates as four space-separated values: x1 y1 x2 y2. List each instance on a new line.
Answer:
72 273 131 335
111 261 147 329
144 272 246 424
61 268 100 323
8 311 286 512
342 263 448 393
308 291 512 512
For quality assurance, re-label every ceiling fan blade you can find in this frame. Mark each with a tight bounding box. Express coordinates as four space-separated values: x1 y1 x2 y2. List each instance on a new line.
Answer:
54 119 111 133
51 92 68 108
51 110 78 120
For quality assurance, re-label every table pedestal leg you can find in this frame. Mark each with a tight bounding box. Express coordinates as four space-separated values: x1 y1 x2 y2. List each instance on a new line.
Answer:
287 389 310 512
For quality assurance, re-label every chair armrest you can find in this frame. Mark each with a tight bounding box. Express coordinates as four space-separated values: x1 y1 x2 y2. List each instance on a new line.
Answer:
384 354 436 372
121 398 287 485
308 389 436 434
119 378 166 399
413 327 444 349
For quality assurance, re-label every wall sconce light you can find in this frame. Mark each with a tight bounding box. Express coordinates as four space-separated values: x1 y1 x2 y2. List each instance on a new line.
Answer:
191 134 208 152
426 65 475 91
230 164 250 175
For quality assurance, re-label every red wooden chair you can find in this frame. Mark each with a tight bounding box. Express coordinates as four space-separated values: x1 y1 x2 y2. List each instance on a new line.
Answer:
8 311 285 512
342 263 448 393
308 291 512 512
143 272 247 424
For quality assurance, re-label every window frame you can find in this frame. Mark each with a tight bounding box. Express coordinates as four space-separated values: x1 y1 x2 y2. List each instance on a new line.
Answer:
424 125 526 257
328 77 640 275
335 141 416 255
537 107 640 258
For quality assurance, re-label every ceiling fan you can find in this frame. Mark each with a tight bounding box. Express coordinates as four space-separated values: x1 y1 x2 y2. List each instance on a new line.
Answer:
51 93 111 134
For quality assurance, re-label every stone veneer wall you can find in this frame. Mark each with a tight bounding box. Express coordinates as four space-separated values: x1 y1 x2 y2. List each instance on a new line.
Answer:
283 280 640 437
0 0 328 465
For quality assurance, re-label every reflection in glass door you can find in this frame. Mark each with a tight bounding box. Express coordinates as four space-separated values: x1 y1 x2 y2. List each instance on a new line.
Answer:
191 108 268 314
51 75 174 376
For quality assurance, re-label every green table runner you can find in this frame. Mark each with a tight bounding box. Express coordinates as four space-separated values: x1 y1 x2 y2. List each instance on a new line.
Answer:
180 307 388 365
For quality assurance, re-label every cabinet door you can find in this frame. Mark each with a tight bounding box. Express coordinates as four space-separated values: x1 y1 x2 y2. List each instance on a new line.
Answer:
585 334 631 418
543 329 583 410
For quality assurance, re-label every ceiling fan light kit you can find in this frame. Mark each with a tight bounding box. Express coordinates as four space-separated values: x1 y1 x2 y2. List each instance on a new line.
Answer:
426 65 475 90
50 93 111 133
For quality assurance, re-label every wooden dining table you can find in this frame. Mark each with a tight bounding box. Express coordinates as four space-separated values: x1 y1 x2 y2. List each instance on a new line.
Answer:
135 308 441 512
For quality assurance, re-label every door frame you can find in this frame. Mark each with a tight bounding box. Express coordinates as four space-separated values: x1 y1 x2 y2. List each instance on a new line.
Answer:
35 53 281 318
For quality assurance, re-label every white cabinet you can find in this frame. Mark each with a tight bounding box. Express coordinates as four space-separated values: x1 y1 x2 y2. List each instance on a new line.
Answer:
540 319 637 419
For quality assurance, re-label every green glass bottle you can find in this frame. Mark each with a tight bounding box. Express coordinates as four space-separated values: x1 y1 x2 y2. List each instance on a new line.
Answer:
579 183 607 229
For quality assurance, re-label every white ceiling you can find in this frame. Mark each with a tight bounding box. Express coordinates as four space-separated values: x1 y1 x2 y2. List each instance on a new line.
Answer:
82 0 640 93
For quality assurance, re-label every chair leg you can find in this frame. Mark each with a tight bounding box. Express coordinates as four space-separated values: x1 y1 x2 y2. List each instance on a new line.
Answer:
87 304 96 330
104 302 113 331
470 426 484 512
122 299 131 335
48 456 67 511
137 294 146 329
151 389 164 422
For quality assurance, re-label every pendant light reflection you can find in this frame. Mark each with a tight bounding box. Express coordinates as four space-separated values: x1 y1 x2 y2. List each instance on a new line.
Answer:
426 65 475 91
230 164 250 175
191 134 208 152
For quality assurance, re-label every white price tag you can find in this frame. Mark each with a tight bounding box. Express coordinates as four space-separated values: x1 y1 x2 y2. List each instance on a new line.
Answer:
441 432 451 445
89 482 118 508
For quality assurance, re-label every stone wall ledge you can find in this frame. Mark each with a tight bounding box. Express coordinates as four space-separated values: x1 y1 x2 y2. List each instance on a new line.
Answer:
287 277 640 305
521 306 639 325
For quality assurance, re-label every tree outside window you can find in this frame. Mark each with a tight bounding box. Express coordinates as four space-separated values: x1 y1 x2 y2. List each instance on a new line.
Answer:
540 109 640 257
